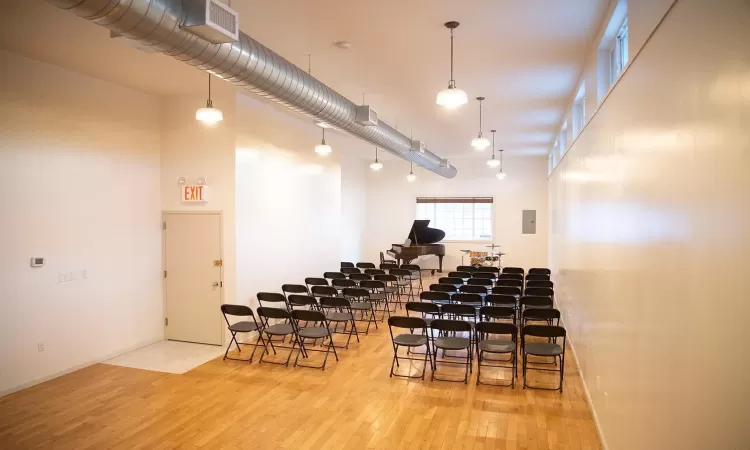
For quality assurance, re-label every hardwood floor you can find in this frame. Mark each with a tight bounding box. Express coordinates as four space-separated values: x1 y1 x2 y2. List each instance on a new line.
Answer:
0 288 601 449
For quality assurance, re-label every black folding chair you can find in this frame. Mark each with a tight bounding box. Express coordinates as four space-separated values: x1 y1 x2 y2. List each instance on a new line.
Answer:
485 294 517 310
492 286 521 298
522 307 561 327
257 292 289 310
472 272 497 281
282 284 309 300
388 316 432 379
390 268 415 301
332 278 356 294
440 276 464 289
287 294 319 310
456 265 477 273
479 305 516 324
305 277 329 292
430 319 473 383
477 266 500 274
451 293 483 309
256 307 300 366
498 273 524 281
522 325 566 392
528 268 551 276
503 267 525 275
319 296 359 349
356 262 376 269
311 285 338 299
324 271 346 282
526 280 554 289
476 322 518 387
429 283 457 296
380 262 399 270
448 271 472 281
496 279 524 294
525 287 554 299
220 304 265 363
365 268 386 276
441 303 477 324
406 302 442 356
349 273 372 284
467 277 493 288
342 287 378 334
401 264 424 294
420 290 452 306
459 284 487 299
520 295 553 315
360 280 391 320
526 274 551 282
375 274 401 308
341 262 355 269
341 267 362 276
291 309 338 370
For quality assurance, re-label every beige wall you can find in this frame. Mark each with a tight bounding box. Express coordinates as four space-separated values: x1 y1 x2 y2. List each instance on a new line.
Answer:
0 50 163 394
160 87 237 310
364 156 548 271
549 0 750 448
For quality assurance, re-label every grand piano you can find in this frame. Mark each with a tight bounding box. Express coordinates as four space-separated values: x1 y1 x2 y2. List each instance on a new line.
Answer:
387 220 446 273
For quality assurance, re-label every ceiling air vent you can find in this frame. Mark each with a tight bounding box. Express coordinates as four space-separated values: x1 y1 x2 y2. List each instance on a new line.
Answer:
182 0 239 44
355 105 379 127
411 140 426 153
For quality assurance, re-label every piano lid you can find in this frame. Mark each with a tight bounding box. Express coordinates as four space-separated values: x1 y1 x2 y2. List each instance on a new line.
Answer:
407 220 446 245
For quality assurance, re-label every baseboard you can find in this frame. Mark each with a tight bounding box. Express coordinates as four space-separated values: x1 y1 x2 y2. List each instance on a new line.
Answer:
564 328 609 450
0 336 164 398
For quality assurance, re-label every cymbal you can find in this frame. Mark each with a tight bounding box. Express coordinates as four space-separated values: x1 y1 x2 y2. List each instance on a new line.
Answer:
486 244 501 248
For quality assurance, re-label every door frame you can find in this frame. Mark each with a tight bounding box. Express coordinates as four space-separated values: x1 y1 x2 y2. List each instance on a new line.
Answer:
162 210 225 345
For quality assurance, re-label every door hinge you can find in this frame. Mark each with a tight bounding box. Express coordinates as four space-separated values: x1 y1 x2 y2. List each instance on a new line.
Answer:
162 221 166 230
164 270 167 278
165 317 168 326
220 281 223 288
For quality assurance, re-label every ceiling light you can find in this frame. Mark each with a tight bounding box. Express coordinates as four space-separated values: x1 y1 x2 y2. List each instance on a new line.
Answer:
496 146 506 180
471 97 490 150
370 147 383 171
407 162 416 182
315 127 332 156
487 129 500 167
196 74 223 125
436 21 468 109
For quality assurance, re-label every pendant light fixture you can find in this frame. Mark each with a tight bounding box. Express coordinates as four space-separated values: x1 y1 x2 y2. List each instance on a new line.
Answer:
487 129 500 168
407 161 416 182
436 21 468 109
195 74 224 124
315 127 332 156
496 147 507 180
309 53 332 156
471 97 490 150
370 147 383 171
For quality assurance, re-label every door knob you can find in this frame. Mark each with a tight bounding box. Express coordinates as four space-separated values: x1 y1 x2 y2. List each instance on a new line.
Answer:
212 282 220 287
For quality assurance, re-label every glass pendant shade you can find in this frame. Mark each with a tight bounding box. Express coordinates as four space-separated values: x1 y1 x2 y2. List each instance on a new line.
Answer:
471 135 490 150
370 161 383 171
406 172 416 182
195 104 224 124
315 143 332 155
486 158 501 168
496 171 507 180
436 86 468 109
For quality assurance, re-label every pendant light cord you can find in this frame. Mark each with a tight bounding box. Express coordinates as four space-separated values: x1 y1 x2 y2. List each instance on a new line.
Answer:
322 127 326 144
500 148 504 171
491 130 496 159
374 147 378 162
450 28 454 84
479 99 483 134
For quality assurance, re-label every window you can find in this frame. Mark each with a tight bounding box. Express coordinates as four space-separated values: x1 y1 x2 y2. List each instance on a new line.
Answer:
573 83 586 136
415 197 493 241
559 121 568 156
610 19 629 84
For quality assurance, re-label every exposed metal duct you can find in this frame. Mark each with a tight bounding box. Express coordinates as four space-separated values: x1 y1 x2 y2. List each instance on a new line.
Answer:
47 0 458 178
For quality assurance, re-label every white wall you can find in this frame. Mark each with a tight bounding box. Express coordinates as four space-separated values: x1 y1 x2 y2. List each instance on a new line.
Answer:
0 51 163 394
160 87 237 309
234 95 367 306
340 151 367 263
549 1 750 448
363 157 548 272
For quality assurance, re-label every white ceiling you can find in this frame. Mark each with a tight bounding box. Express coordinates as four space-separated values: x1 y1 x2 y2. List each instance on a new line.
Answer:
0 0 607 159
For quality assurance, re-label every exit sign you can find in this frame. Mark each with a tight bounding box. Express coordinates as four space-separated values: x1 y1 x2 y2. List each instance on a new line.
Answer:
182 185 208 203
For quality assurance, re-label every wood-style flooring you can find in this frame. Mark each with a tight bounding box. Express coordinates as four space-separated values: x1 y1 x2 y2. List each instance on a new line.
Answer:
0 284 601 450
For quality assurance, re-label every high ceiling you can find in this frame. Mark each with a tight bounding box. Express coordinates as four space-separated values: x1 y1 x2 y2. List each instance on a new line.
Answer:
0 0 607 159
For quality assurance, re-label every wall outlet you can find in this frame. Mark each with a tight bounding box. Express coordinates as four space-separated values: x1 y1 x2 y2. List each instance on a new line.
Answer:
37 342 45 352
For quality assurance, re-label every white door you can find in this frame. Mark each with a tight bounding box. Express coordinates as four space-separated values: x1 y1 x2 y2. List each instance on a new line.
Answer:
164 213 223 345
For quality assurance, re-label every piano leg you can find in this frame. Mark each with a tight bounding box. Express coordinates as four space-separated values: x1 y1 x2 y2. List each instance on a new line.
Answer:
437 255 443 273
